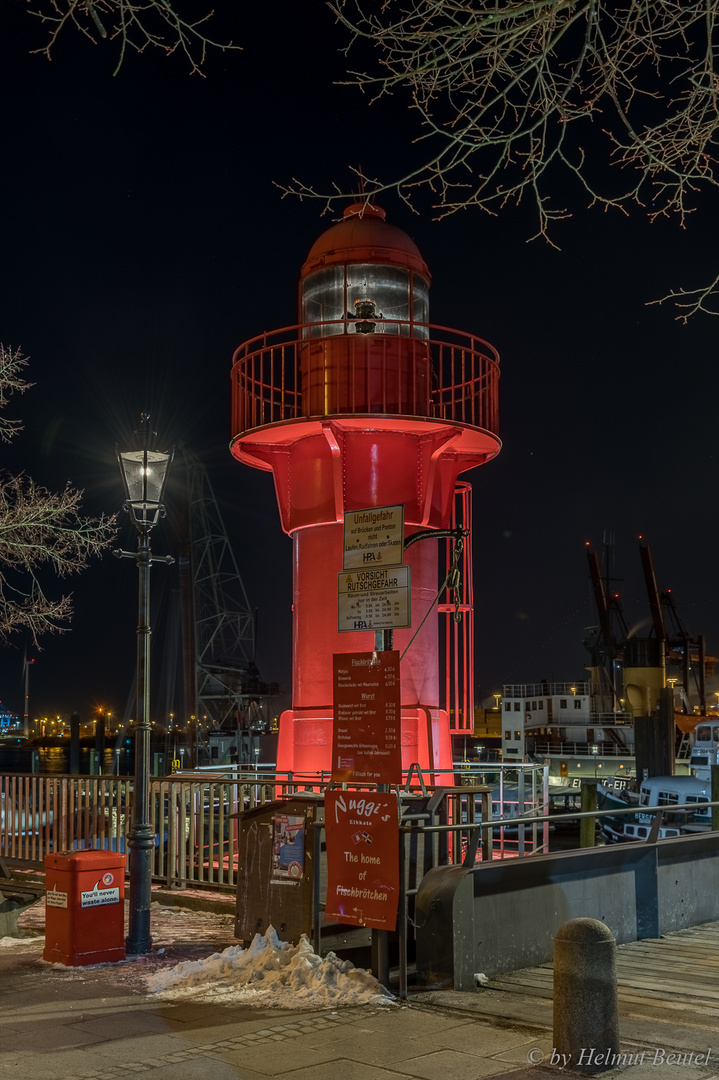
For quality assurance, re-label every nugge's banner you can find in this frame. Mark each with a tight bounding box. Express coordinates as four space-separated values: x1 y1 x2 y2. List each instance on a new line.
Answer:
324 790 399 930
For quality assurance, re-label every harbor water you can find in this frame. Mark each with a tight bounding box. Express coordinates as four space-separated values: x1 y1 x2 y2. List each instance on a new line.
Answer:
0 744 135 775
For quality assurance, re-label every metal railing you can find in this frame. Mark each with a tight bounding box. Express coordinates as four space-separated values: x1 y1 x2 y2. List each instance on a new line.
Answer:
503 682 591 698
0 775 132 865
0 765 548 887
230 321 500 437
531 740 634 757
529 713 633 728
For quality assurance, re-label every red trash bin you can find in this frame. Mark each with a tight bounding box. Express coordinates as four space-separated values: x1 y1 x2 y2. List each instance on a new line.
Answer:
43 850 126 965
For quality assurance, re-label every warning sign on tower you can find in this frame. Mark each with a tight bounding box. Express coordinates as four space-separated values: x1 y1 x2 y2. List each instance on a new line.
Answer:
343 505 404 570
337 566 411 632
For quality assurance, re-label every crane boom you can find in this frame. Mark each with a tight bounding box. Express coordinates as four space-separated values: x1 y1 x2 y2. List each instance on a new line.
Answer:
638 539 667 644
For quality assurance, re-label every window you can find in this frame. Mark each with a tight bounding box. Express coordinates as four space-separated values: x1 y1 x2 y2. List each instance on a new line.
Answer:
657 791 679 806
696 727 711 742
513 702 520 712
531 701 537 710
574 699 582 710
504 701 511 711
504 730 511 740
514 731 521 740
560 699 567 709
538 700 544 710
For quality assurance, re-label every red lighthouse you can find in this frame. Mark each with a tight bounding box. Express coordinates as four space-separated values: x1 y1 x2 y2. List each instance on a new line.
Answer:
230 204 500 778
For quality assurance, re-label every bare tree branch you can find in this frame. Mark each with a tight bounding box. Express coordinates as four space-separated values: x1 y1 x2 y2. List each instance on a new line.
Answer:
649 269 719 322
0 345 33 445
283 0 719 317
0 348 117 645
25 0 240 75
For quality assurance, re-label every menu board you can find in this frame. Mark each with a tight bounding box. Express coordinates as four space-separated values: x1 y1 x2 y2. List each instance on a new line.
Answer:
332 651 402 784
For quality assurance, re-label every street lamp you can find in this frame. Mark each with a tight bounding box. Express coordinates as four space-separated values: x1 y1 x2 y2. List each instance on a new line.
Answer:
115 413 174 955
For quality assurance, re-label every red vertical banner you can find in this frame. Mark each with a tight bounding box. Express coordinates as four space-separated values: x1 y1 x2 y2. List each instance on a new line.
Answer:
324 790 399 930
332 651 401 784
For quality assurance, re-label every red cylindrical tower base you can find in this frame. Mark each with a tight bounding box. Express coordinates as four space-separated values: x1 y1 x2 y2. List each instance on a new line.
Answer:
291 522 440 709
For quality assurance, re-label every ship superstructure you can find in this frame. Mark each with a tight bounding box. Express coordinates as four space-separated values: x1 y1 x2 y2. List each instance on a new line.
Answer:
499 538 715 786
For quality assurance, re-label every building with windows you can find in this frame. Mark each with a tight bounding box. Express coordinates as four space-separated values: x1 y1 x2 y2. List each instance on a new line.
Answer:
501 682 592 761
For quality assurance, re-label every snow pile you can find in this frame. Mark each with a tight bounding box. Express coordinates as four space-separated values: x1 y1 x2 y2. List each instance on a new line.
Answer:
0 935 42 948
147 925 394 1008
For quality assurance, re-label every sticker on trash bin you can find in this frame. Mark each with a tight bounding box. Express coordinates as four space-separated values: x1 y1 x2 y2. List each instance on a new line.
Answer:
81 885 120 908
46 888 68 908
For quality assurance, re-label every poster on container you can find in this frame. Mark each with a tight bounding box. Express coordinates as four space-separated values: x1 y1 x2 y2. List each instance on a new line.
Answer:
332 651 401 784
271 813 305 882
324 790 399 930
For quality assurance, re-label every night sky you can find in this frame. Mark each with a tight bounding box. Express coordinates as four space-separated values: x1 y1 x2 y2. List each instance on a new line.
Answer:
2 4 718 722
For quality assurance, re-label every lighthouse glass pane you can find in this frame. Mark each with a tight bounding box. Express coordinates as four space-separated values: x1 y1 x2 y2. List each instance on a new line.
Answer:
412 274 430 337
347 264 412 336
301 266 345 338
302 264 430 339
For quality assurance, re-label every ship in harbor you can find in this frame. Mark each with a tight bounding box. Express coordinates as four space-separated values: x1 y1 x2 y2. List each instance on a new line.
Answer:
499 538 717 788
596 773 711 844
501 678 641 787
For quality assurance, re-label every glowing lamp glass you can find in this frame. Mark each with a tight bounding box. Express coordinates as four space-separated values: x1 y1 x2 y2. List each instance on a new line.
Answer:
117 445 173 529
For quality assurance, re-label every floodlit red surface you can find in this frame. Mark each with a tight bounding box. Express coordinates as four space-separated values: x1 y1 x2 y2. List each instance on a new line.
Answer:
230 205 501 778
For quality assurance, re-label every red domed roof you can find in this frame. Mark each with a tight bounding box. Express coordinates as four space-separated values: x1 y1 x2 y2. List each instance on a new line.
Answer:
301 203 431 280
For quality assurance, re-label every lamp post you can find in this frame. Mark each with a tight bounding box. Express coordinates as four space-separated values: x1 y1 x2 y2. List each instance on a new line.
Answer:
115 414 174 955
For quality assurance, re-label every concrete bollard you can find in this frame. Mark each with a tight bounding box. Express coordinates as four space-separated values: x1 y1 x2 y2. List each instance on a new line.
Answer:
553 917 619 1073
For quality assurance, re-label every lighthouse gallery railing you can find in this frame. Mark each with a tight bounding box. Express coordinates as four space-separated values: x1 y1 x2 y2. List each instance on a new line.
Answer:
231 321 500 437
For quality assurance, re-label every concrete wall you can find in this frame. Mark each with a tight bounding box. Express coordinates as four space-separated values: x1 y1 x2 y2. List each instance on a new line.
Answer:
415 832 719 990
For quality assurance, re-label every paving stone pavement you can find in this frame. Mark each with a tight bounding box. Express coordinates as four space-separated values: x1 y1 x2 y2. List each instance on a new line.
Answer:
2 894 718 1079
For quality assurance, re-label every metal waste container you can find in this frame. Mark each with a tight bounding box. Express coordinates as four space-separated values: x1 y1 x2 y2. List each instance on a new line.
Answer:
43 849 126 965
234 796 322 946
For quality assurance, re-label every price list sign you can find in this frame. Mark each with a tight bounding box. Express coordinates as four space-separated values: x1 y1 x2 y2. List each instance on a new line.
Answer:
332 651 402 784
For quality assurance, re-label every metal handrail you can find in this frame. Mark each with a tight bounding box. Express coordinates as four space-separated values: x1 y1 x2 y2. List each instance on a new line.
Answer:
230 320 500 437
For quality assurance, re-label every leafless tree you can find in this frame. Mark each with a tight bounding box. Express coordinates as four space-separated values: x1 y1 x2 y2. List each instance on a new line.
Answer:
287 0 719 319
25 0 238 75
0 345 116 645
